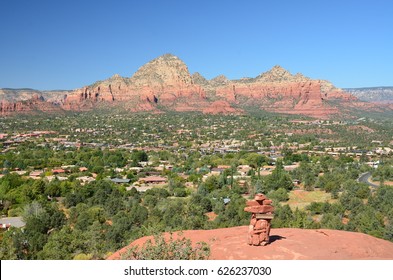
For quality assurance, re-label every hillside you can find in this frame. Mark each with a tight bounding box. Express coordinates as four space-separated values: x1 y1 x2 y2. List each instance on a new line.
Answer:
108 226 393 260
1 54 391 118
345 87 393 103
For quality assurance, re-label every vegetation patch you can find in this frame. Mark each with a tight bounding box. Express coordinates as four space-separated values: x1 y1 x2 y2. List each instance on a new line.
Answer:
283 190 334 210
120 233 210 260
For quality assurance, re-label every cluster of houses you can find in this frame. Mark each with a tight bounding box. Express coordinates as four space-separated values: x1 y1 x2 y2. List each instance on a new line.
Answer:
1 125 392 195
3 161 172 193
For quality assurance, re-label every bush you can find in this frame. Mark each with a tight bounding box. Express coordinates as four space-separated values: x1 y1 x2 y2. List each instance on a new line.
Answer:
8 207 23 217
73 253 92 260
173 187 187 197
120 233 210 260
268 188 289 202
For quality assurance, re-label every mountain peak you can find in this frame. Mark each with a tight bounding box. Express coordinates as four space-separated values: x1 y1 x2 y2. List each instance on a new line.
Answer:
210 75 230 86
257 65 292 82
191 72 208 85
111 73 122 79
271 65 290 73
256 65 309 83
159 53 180 60
130 54 192 86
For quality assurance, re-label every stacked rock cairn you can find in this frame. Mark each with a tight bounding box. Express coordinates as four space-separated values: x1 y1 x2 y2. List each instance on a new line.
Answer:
244 193 275 246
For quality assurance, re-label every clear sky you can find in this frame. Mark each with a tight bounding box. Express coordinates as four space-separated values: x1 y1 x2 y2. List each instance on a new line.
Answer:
1 0 392 90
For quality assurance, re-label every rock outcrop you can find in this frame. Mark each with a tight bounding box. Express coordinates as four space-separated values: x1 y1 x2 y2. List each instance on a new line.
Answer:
209 67 357 117
202 100 241 115
0 94 61 115
108 226 393 260
1 53 389 118
62 54 209 113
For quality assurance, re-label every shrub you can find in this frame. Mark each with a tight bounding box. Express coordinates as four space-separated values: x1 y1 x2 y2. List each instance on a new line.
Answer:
268 188 289 202
73 253 92 260
8 207 23 217
120 233 210 260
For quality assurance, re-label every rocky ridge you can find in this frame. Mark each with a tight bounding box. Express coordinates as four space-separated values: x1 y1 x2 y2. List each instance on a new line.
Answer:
1 54 387 117
345 87 393 103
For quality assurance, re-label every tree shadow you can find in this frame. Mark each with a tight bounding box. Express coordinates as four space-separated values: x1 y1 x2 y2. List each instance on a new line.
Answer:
269 235 286 244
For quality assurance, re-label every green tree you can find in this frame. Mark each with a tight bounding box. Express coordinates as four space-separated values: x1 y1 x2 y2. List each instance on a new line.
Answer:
264 161 293 191
0 230 18 260
268 188 289 202
247 153 267 181
320 213 344 230
38 226 88 259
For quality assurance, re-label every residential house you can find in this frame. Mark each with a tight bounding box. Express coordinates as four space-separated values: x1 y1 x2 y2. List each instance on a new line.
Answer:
137 176 167 185
52 168 66 174
29 170 43 178
110 178 131 184
237 165 251 176
76 176 96 185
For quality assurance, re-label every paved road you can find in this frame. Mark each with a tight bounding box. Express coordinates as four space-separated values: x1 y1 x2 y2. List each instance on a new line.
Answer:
358 172 379 188
0 216 25 228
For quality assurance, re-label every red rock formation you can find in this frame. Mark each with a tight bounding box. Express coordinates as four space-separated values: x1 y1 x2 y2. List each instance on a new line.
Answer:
214 76 340 118
61 56 355 118
108 226 393 260
202 100 241 115
62 54 208 112
0 94 61 115
2 54 390 118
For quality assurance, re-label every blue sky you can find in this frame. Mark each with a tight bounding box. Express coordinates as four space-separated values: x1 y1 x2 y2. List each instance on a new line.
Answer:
1 0 392 90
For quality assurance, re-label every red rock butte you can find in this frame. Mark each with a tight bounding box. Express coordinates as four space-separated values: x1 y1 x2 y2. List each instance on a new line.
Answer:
107 227 393 260
2 53 387 118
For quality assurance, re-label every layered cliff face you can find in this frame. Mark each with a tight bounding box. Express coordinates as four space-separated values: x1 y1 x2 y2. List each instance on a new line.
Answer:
62 54 358 117
0 94 61 115
1 53 381 117
63 54 208 112
197 65 352 117
129 54 207 109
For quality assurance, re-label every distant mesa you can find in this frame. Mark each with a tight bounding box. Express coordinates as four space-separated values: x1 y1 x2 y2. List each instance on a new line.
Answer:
345 87 393 103
1 53 391 118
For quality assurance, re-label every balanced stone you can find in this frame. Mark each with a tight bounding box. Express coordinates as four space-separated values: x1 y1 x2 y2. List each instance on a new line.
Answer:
244 193 274 246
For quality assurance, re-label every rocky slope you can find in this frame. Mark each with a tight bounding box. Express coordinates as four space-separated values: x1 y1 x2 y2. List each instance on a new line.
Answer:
0 88 71 114
345 87 393 103
0 90 64 114
62 54 209 113
108 226 393 260
1 54 388 118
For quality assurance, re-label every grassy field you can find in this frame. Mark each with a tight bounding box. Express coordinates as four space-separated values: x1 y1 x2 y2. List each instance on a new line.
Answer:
283 189 335 210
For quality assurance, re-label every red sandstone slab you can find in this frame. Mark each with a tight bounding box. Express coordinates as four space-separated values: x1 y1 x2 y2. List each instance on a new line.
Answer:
252 229 267 234
108 227 393 260
244 205 274 213
263 199 272 205
246 200 261 207
255 219 268 230
255 213 274 219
